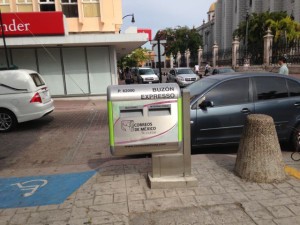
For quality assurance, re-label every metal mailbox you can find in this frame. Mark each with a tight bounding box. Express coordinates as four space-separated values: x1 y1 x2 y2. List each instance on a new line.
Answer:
107 83 182 156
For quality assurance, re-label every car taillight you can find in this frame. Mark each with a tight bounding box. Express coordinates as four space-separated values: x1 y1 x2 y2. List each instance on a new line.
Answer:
30 92 42 103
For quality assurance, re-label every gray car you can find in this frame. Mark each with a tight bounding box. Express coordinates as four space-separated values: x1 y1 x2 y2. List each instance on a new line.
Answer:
186 72 300 150
167 68 199 87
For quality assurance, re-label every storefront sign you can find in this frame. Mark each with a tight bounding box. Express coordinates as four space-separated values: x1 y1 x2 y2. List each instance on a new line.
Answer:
137 28 152 41
0 12 65 36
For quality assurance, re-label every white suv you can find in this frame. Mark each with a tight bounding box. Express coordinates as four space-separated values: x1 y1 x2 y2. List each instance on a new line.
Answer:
0 69 54 132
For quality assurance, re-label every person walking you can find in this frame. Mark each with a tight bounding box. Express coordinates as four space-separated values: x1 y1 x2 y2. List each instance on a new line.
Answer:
124 67 132 84
278 56 289 75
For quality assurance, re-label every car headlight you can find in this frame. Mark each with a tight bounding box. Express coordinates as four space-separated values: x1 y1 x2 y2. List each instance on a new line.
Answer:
177 76 184 82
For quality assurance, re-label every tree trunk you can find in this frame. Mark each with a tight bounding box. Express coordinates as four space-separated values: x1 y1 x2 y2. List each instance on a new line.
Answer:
235 114 287 183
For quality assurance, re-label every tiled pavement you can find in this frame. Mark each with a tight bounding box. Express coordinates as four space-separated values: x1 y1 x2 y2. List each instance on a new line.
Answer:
0 98 300 225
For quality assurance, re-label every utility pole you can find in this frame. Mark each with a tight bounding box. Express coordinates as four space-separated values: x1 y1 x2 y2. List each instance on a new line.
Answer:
151 37 166 83
0 10 10 69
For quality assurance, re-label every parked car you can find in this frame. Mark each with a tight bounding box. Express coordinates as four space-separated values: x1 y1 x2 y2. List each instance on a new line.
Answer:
185 72 300 150
211 67 235 75
167 68 199 87
0 69 54 132
131 67 159 84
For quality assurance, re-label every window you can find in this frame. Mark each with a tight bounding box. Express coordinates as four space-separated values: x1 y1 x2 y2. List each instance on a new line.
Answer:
254 77 288 101
205 78 250 106
17 0 33 12
61 0 78 18
0 0 10 13
82 0 100 17
30 73 45 87
287 79 300 97
39 0 55 11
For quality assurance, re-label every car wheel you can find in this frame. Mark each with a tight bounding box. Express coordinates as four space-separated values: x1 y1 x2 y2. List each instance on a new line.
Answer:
291 124 300 151
0 109 17 132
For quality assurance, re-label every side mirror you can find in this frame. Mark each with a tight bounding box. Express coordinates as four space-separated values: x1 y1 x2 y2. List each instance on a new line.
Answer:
199 100 214 108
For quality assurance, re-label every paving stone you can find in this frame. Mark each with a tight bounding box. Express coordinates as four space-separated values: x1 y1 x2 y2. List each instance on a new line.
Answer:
125 180 139 188
176 188 195 197
70 206 88 220
244 190 285 201
75 198 94 207
145 189 164 199
273 216 300 225
75 191 95 201
286 203 300 215
113 193 127 203
9 212 29 224
27 209 72 224
254 219 278 225
195 194 235 206
95 188 126 195
126 186 144 195
66 218 92 225
88 202 128 217
278 187 299 196
241 201 264 212
94 194 114 205
180 196 198 207
267 205 295 218
287 178 300 187
259 183 276 190
246 208 274 221
128 200 146 214
37 205 59 211
164 189 177 198
0 209 17 216
229 192 249 202
210 185 227 194
124 174 141 181
193 186 214 195
128 193 146 201
144 197 182 212
259 197 294 207
16 207 37 214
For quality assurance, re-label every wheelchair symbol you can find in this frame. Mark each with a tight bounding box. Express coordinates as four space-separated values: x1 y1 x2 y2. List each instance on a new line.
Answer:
11 179 48 197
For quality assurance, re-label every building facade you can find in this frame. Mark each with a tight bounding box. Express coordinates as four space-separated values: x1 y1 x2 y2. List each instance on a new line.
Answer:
0 1 148 96
198 0 300 54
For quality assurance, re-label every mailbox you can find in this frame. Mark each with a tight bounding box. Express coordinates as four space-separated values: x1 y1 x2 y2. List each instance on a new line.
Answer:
107 83 182 156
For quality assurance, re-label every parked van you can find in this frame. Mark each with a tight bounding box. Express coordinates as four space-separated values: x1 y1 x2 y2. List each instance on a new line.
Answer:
0 69 54 132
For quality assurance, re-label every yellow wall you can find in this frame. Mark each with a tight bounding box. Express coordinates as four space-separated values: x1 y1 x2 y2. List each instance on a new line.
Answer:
0 0 122 34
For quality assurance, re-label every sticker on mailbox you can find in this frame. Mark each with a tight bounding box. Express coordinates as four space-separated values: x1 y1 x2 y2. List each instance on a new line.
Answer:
113 100 179 145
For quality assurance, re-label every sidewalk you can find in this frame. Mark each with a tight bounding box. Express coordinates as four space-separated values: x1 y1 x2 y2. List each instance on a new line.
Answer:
0 99 300 225
0 153 300 225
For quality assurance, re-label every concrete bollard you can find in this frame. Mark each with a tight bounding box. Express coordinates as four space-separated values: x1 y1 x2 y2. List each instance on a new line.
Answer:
235 114 287 183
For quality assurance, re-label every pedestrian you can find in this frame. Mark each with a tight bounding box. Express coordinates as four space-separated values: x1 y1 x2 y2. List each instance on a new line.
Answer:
278 56 289 75
204 63 210 76
124 67 132 84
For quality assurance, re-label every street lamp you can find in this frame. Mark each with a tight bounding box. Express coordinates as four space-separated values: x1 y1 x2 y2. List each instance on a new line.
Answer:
122 14 135 23
244 10 250 65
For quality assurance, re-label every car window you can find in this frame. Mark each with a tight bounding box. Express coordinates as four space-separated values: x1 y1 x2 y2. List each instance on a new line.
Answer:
177 69 194 74
254 77 288 101
186 78 219 100
204 78 250 106
287 79 300 97
30 73 45 87
139 69 154 75
219 68 234 73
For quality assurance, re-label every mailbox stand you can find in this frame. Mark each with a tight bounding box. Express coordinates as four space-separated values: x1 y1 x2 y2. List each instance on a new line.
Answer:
107 84 197 189
148 89 197 188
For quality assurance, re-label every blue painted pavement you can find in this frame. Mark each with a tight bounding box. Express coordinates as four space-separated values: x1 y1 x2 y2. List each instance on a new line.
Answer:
0 170 96 208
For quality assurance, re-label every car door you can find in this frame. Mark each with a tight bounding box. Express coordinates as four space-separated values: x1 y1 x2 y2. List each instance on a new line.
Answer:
252 76 300 140
191 77 254 146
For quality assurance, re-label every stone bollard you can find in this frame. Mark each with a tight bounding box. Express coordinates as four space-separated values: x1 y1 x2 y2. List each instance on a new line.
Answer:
235 114 287 183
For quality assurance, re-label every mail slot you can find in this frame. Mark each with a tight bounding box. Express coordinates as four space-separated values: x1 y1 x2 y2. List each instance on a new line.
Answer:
107 83 182 156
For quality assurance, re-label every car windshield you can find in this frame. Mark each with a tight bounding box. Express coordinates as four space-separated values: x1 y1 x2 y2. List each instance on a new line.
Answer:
185 78 219 99
139 69 155 75
177 69 194 75
219 68 234 73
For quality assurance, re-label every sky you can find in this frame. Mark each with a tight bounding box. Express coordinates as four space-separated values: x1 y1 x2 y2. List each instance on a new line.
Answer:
122 0 216 41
